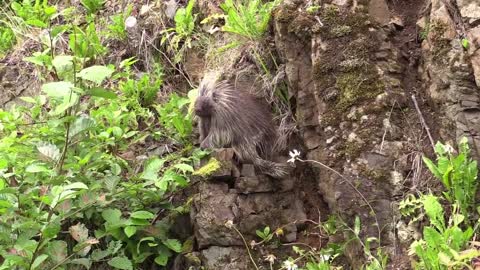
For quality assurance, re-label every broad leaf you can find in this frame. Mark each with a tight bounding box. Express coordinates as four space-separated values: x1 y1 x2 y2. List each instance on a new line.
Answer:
69 223 89 242
37 142 61 162
163 239 182 252
69 116 96 138
102 208 122 224
88 87 118 99
140 158 165 181
52 55 74 74
47 241 67 264
130 211 154 220
108 256 133 270
154 254 168 266
174 163 194 173
42 81 74 97
77 65 114 84
31 254 49 270
124 226 136 238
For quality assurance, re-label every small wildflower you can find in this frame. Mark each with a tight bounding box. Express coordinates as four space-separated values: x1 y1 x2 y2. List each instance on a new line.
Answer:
444 143 454 154
225 220 234 229
287 149 301 163
320 254 330 262
264 254 276 264
283 259 298 270
125 16 137 29
274 228 284 236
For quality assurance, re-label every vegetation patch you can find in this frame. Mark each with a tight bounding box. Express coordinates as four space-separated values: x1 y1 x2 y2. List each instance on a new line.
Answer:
192 157 221 177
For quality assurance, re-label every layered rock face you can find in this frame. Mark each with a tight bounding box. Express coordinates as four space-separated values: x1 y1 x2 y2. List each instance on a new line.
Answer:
187 0 480 268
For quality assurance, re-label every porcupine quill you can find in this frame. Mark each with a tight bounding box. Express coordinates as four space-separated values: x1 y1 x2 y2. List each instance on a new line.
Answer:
193 73 289 178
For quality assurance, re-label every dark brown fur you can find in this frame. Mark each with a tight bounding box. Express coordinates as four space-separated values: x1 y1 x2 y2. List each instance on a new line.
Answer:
194 74 288 178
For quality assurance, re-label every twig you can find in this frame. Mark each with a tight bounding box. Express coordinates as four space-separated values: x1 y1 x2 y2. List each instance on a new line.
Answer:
228 222 260 270
411 94 435 150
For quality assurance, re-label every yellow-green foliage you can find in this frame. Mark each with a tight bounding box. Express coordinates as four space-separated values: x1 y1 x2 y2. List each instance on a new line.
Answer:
192 158 221 177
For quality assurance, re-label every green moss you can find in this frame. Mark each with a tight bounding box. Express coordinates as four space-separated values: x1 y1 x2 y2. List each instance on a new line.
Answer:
344 141 363 159
288 15 316 36
428 20 451 64
274 5 297 23
192 158 221 177
322 4 340 25
335 68 384 111
359 165 389 182
331 25 352 37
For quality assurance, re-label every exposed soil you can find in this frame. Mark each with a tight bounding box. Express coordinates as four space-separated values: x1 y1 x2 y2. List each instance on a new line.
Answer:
387 0 445 148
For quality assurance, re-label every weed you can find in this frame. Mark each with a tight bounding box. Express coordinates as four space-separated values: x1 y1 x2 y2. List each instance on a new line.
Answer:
81 0 105 15
10 0 57 28
422 137 478 220
161 0 197 63
69 22 107 59
220 0 280 40
407 195 478 269
0 5 200 268
106 5 133 40
155 92 194 142
0 24 15 56
119 66 163 108
256 226 274 243
419 22 430 41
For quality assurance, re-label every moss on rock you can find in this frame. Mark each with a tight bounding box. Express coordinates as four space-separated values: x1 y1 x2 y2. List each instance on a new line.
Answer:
192 158 222 177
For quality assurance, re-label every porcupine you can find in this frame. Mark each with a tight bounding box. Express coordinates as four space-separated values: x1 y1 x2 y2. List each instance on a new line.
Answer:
193 73 289 178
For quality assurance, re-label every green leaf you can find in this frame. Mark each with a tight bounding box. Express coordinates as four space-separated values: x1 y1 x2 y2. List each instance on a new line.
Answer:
91 241 122 261
163 239 182 252
64 182 89 190
154 254 168 266
130 211 154 220
42 81 75 97
47 241 67 264
461 38 469 49
20 96 37 104
422 156 441 179
37 142 61 162
104 176 120 191
43 221 61 239
174 163 194 173
422 194 445 231
53 92 79 115
25 164 50 173
77 65 114 84
124 226 136 238
102 208 122 224
140 158 165 181
354 216 361 236
69 258 92 269
31 254 49 270
88 87 118 99
52 55 74 73
69 116 96 137
108 256 133 270
26 19 47 28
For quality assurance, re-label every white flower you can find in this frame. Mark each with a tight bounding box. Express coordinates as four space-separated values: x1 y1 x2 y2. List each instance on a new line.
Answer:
444 144 454 154
283 260 298 270
225 220 234 229
264 254 276 264
125 16 137 29
287 149 301 163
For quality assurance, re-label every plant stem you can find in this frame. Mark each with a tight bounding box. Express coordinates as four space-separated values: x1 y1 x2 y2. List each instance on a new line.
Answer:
231 225 260 270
